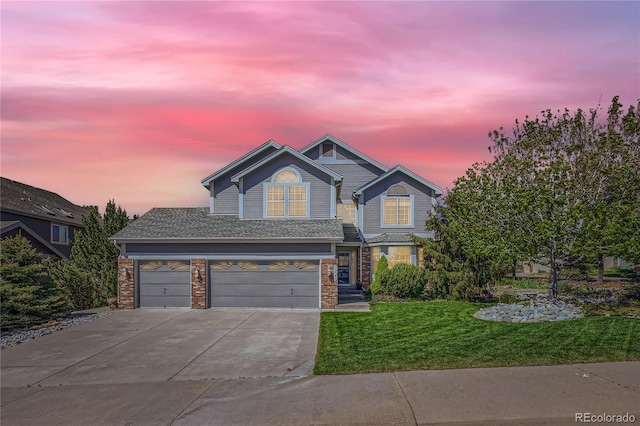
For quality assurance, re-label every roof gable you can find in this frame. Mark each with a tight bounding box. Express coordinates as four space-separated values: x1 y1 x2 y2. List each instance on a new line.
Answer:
353 165 443 197
201 140 281 189
230 146 343 184
0 220 68 259
0 177 88 226
299 134 388 173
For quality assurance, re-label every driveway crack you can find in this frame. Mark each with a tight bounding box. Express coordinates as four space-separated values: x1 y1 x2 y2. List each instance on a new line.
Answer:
575 365 640 393
393 372 418 426
167 310 262 382
31 310 194 386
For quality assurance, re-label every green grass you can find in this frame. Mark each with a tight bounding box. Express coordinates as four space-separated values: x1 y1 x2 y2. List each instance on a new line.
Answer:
314 301 640 375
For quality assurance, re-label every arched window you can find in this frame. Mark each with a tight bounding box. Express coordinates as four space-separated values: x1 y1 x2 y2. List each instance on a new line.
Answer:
265 167 309 217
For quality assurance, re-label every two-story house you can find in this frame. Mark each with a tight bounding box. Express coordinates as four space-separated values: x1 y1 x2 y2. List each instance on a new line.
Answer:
1 177 88 260
111 135 442 309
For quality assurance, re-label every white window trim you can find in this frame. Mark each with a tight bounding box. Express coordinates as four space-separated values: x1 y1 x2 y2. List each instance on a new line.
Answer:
263 167 310 218
380 195 414 228
51 223 69 245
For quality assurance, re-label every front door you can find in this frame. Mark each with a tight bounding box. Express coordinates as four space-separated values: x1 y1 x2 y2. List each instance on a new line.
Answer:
337 252 350 284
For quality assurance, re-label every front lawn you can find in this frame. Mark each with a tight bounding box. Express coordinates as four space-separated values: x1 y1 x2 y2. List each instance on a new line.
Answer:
314 301 640 375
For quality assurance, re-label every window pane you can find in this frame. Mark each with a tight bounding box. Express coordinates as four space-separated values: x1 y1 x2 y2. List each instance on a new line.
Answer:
288 186 307 216
267 186 285 216
52 225 59 242
398 197 411 225
275 170 299 183
383 198 397 225
61 226 68 244
371 247 382 272
387 246 411 267
337 203 356 224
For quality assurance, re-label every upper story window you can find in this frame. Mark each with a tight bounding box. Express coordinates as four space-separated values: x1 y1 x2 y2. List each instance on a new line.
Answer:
265 168 309 218
51 223 69 245
337 202 356 224
382 185 413 227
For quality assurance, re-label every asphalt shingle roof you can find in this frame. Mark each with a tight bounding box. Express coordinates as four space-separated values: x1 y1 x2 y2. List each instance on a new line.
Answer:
367 233 415 244
111 208 344 241
1 177 88 226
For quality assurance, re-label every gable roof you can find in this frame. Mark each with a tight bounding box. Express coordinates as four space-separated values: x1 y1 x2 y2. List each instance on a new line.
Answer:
110 208 344 242
353 165 443 197
201 140 281 189
0 220 68 259
0 177 88 227
299 134 388 173
230 145 343 184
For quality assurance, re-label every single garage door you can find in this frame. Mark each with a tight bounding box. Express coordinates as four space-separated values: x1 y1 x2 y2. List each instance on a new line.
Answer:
138 260 190 308
209 260 319 308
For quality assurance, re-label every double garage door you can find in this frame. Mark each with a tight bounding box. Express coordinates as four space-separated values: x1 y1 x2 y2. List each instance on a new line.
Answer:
138 259 319 308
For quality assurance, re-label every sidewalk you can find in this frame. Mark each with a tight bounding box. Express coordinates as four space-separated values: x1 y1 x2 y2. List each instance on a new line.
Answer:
2 361 638 425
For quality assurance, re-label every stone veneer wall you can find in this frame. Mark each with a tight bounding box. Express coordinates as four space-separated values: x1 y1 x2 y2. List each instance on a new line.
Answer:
361 246 371 290
320 258 338 309
117 258 135 309
190 259 206 309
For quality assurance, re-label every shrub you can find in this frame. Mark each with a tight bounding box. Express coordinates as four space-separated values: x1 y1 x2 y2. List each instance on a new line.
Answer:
370 256 389 295
0 235 70 330
48 260 96 311
386 263 427 299
499 293 518 304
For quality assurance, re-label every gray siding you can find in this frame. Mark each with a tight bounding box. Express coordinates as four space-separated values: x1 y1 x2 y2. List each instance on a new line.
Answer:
210 147 278 215
126 243 332 256
0 211 83 259
242 154 333 219
212 179 238 215
362 174 434 236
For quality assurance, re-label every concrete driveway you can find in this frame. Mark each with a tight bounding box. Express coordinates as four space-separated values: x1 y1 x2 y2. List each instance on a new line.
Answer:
1 308 320 387
2 309 638 425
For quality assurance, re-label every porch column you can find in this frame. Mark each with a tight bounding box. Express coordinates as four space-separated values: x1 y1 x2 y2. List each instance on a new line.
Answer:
321 258 338 309
117 257 135 309
191 259 206 309
361 246 371 290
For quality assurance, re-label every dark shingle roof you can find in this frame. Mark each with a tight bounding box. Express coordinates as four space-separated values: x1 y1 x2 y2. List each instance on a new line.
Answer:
111 208 344 241
1 177 88 226
367 233 415 244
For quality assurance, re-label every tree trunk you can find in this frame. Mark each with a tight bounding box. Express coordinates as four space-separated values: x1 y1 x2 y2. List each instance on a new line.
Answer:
550 267 558 299
597 255 604 285
512 259 517 280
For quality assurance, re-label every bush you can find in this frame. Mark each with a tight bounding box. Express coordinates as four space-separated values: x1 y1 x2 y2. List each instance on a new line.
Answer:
370 256 389 295
385 263 427 299
0 235 70 330
48 260 96 311
499 293 518 304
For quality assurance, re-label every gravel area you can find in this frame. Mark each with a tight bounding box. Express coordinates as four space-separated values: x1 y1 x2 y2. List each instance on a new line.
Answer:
1 312 111 350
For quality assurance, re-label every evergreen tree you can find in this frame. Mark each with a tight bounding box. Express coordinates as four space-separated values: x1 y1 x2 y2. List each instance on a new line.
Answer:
70 200 130 305
0 235 69 329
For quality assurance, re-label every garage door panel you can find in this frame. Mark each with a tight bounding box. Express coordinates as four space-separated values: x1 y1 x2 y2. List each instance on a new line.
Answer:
212 296 318 308
209 260 319 308
211 283 318 297
139 295 190 308
139 260 190 308
139 283 191 297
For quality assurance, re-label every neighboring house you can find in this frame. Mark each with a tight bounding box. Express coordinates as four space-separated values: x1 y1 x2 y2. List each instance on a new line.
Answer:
1 177 88 260
111 135 443 309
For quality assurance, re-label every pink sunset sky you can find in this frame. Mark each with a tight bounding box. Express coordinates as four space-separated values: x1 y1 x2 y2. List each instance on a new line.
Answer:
2 1 638 216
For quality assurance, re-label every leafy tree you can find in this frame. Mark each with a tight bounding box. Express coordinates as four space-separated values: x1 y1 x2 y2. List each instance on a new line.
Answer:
0 235 69 329
68 200 130 305
447 97 639 297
